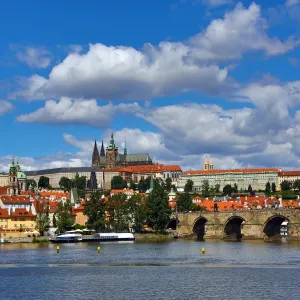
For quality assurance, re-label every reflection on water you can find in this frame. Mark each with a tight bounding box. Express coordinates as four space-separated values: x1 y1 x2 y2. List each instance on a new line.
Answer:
1 240 300 299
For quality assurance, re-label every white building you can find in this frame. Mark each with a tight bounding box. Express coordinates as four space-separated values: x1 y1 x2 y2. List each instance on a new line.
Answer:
178 168 279 192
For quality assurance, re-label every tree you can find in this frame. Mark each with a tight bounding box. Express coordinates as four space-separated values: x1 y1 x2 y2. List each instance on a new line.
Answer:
138 177 151 192
83 191 107 231
26 179 37 190
56 199 75 233
223 184 233 196
109 194 130 232
248 184 253 194
127 194 148 233
129 181 137 191
38 176 50 189
201 180 210 197
233 183 238 193
147 180 171 231
281 180 292 191
265 182 271 194
53 214 57 228
215 184 220 193
35 200 50 236
293 179 300 192
111 176 127 190
164 177 172 192
184 179 194 192
59 177 72 190
72 173 87 190
271 182 276 193
177 192 192 212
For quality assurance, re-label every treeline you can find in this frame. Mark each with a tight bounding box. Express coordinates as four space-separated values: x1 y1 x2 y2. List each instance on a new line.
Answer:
84 179 171 232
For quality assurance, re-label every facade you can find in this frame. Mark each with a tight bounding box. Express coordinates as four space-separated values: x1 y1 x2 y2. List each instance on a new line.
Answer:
278 171 300 186
103 164 182 189
0 174 8 187
178 168 279 192
25 167 104 189
92 133 153 169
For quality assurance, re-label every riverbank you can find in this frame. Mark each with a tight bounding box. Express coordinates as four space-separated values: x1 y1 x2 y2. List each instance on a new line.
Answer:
134 233 176 242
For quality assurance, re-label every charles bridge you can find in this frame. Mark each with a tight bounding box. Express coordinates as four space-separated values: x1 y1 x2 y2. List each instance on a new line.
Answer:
168 209 300 240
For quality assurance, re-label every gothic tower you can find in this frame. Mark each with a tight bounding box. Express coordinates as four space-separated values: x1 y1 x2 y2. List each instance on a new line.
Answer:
105 132 118 168
91 140 100 167
100 140 105 157
204 156 209 170
8 159 18 196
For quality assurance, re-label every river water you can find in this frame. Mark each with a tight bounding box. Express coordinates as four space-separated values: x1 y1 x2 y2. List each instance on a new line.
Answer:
1 240 300 299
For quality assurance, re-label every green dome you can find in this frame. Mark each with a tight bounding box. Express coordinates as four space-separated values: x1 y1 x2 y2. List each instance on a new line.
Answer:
17 171 27 179
9 159 17 173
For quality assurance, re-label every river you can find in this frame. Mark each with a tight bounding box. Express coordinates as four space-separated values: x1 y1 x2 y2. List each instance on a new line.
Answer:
1 240 300 299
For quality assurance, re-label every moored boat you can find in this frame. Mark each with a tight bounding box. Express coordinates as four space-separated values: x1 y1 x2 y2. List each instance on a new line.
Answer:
85 232 135 242
49 232 83 243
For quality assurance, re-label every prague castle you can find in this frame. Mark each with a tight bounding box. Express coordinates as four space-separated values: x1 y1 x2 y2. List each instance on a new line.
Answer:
92 133 153 169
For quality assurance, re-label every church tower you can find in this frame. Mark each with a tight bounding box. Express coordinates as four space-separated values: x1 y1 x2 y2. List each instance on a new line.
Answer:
100 140 105 157
204 156 209 170
209 157 214 170
91 140 100 167
105 132 119 168
8 159 18 196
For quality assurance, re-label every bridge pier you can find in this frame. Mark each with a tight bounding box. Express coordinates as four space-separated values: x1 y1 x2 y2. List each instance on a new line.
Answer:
173 209 300 240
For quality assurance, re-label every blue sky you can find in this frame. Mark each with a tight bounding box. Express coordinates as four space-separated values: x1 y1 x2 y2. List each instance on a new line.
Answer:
1 0 300 171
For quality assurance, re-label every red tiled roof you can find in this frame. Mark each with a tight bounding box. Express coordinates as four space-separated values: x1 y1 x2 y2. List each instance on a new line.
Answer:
279 171 300 176
183 168 279 175
0 208 9 218
0 195 31 204
104 164 182 173
0 186 8 195
10 208 35 218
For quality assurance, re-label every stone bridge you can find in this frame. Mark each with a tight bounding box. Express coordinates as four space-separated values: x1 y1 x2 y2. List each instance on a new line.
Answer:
168 209 300 240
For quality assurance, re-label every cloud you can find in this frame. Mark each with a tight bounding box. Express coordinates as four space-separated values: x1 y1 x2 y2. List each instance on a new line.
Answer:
12 2 298 101
200 0 232 7
188 2 299 62
0 100 13 115
14 46 52 68
16 98 142 127
286 0 300 6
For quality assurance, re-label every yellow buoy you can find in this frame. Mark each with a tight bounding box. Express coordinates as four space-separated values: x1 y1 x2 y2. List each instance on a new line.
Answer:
56 245 60 253
97 246 101 253
202 247 205 254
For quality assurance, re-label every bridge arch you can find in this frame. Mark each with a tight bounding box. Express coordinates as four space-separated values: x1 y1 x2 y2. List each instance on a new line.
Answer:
224 216 245 240
263 215 289 237
193 217 208 240
166 218 178 230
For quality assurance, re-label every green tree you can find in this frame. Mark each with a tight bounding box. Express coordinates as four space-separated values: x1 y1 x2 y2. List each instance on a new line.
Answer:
223 184 233 196
72 173 87 190
59 176 72 190
177 192 192 212
248 184 253 194
201 180 210 197
53 214 57 228
164 177 172 192
35 200 50 236
293 179 300 192
233 183 238 193
147 180 171 231
129 181 137 190
281 180 292 191
127 194 148 233
271 182 276 193
26 179 37 190
56 199 75 233
215 184 220 193
265 182 271 194
184 179 194 192
109 194 130 232
38 176 50 189
138 177 151 192
83 191 107 231
111 176 127 190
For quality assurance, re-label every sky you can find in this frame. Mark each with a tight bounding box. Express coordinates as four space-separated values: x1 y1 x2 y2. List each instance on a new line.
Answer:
1 0 300 172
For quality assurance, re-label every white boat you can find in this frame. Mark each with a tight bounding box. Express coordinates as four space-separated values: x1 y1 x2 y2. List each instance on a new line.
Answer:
49 232 83 243
91 232 135 242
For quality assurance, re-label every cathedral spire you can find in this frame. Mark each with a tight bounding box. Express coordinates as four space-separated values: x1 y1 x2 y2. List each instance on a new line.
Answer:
91 139 100 167
100 140 105 157
124 139 127 156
